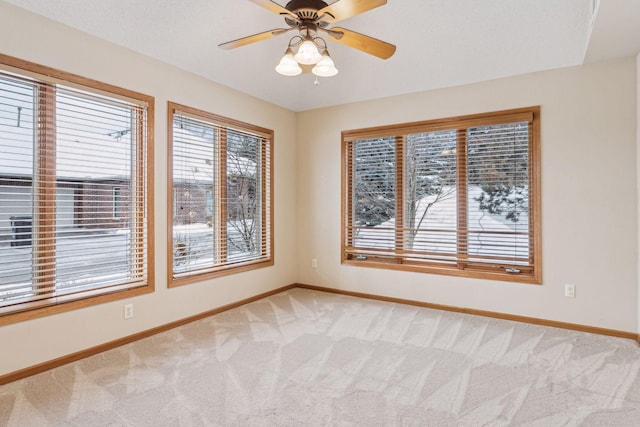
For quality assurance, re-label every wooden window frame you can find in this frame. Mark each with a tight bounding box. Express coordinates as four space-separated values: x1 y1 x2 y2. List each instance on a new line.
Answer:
167 102 274 287
341 107 541 284
0 54 155 325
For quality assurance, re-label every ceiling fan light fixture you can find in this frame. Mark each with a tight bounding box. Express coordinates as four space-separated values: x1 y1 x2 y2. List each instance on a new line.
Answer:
219 0 396 82
312 50 339 77
275 47 302 76
294 39 322 65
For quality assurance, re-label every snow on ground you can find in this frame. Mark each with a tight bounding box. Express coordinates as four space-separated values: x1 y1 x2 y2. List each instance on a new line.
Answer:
354 186 530 260
0 220 258 299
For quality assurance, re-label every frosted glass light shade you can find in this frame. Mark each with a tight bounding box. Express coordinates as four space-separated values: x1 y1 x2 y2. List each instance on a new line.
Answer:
275 48 302 76
312 51 339 77
294 40 322 65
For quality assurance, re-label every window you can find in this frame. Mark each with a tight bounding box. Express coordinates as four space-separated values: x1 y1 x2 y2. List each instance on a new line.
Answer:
342 107 540 283
0 54 154 324
168 102 273 286
112 187 122 218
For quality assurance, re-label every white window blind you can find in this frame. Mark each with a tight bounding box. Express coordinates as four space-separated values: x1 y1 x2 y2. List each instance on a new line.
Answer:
343 108 540 283
403 130 459 263
0 68 150 312
466 122 531 271
350 136 396 252
169 104 273 285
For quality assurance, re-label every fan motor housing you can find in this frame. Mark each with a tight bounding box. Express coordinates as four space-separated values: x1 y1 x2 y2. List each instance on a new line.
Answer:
286 0 329 19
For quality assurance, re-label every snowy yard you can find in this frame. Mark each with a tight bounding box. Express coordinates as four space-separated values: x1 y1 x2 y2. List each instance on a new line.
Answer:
0 220 258 297
0 230 132 301
353 187 530 262
173 221 258 272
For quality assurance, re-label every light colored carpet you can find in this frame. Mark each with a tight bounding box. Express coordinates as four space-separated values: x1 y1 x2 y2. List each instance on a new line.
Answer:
1 288 640 426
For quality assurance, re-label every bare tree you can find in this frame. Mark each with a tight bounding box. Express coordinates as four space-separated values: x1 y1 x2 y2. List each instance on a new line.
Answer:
403 131 457 250
172 124 261 265
225 131 260 256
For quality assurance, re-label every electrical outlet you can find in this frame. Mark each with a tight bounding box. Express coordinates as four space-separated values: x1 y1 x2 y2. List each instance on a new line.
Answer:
124 303 134 319
564 284 576 298
311 258 318 268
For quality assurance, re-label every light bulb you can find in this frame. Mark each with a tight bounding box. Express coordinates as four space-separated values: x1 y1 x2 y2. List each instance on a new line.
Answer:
294 39 322 65
275 48 302 76
312 51 338 77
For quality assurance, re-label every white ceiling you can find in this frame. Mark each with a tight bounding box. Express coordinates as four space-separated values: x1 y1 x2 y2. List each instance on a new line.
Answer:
3 0 640 112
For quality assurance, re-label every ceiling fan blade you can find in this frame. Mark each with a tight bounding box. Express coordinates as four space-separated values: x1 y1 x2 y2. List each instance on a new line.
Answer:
318 0 386 23
249 0 299 20
325 27 396 59
219 28 291 50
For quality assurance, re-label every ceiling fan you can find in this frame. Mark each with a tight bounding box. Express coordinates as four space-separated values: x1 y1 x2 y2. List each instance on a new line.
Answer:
219 0 396 77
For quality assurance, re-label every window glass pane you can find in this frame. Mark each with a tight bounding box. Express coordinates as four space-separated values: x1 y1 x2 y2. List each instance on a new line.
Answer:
227 130 260 262
172 116 217 272
467 122 530 264
0 75 35 301
351 137 396 251
404 130 457 262
54 88 137 292
112 187 122 218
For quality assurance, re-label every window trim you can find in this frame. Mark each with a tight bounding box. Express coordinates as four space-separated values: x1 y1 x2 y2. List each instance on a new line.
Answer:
167 102 274 288
341 107 541 284
0 53 155 326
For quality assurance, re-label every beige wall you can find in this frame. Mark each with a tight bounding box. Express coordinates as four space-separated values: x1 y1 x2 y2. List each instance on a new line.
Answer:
637 52 640 335
297 58 638 332
0 3 298 375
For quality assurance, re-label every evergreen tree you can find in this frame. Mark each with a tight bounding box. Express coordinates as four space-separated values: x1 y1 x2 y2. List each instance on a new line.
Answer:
469 122 529 224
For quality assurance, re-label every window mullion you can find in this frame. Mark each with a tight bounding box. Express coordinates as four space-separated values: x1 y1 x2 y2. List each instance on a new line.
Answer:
395 136 405 262
218 128 228 263
456 128 469 270
260 139 268 257
131 107 145 280
528 117 541 281
342 141 354 261
33 84 57 294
